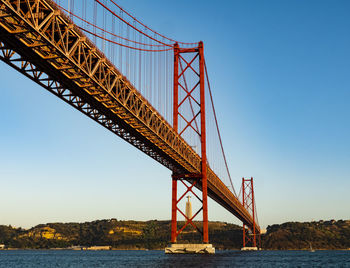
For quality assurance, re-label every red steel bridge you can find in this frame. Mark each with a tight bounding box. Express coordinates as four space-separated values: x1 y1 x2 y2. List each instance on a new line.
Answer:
0 0 260 249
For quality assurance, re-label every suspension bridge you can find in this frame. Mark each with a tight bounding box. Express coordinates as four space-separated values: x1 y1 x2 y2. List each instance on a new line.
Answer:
0 0 260 253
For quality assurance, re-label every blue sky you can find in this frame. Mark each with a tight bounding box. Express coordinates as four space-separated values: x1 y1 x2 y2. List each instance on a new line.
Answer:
0 0 349 229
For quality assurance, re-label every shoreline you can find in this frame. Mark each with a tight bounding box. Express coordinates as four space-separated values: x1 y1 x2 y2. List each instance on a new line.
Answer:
1 248 350 251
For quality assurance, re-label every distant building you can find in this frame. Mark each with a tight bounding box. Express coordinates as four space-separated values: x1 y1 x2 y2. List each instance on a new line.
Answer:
69 246 83 250
84 246 111 250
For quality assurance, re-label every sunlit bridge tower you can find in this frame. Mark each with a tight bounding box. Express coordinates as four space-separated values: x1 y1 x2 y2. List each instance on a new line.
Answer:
165 42 215 254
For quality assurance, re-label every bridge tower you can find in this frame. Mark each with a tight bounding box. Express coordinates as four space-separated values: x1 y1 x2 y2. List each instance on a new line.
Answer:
241 177 260 250
165 41 214 254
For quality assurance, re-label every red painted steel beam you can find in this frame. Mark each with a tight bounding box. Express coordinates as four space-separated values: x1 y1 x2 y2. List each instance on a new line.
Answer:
178 48 198 53
171 176 177 243
199 41 209 243
171 43 179 243
173 43 179 132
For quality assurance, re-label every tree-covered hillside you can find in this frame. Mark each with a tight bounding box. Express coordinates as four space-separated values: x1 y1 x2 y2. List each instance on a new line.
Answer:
1 219 349 250
263 220 350 250
0 220 242 249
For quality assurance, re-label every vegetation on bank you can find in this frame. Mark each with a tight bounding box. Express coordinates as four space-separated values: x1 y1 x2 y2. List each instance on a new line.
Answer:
1 219 349 250
0 220 241 250
262 220 350 250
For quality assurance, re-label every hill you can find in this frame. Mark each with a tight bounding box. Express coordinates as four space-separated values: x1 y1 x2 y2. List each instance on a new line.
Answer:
1 219 349 250
0 220 242 250
263 220 350 250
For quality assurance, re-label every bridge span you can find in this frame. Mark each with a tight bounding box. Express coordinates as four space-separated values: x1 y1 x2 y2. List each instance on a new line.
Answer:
0 0 260 249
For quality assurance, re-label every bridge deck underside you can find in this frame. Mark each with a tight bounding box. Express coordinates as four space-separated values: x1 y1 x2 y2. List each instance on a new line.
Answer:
0 0 259 233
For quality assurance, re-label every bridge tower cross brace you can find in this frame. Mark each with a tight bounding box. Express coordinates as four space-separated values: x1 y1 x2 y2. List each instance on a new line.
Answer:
171 41 209 244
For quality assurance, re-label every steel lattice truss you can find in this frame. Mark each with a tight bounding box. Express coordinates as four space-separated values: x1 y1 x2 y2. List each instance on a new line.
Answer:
0 0 259 233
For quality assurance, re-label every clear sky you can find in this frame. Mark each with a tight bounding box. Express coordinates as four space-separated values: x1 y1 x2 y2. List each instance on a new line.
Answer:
0 0 349 229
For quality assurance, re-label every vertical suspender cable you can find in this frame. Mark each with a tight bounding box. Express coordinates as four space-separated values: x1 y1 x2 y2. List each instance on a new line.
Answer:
119 10 123 73
138 29 142 92
93 0 97 45
111 13 115 64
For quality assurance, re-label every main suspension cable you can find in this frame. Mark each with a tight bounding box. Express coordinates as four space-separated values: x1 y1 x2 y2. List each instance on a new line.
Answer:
95 0 172 47
57 4 168 48
107 0 198 46
79 27 173 52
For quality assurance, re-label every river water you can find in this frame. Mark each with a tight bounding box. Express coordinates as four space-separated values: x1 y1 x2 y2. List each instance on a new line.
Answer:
0 250 349 267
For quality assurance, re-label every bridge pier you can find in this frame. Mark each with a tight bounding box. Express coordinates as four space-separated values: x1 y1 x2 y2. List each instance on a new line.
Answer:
165 243 215 254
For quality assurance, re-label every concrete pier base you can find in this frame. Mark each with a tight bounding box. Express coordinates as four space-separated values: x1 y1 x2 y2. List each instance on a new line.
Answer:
241 247 258 251
165 244 215 254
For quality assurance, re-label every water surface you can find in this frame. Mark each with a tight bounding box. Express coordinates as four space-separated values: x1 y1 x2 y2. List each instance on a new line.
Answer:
0 250 349 267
